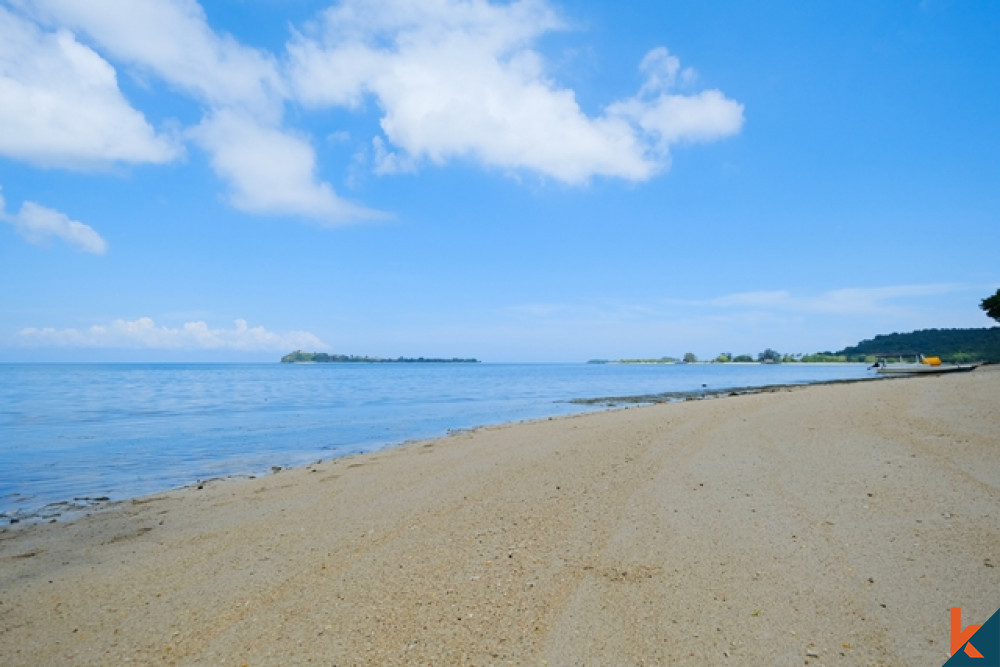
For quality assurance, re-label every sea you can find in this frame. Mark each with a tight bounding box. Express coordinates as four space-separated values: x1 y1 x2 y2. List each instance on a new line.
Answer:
0 362 874 522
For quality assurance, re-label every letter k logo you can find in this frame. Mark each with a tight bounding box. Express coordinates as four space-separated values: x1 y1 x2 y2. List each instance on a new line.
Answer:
945 607 1000 666
952 607 984 658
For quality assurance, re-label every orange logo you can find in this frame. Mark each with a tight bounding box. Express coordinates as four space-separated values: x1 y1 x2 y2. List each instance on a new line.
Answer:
945 607 998 665
953 607 984 658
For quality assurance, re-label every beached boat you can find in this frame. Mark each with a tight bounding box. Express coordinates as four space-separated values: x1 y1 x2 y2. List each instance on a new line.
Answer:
870 355 978 375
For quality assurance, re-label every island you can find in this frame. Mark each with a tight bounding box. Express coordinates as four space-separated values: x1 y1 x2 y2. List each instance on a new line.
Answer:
281 351 480 364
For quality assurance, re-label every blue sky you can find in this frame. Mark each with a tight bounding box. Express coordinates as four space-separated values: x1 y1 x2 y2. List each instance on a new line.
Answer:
1 0 997 362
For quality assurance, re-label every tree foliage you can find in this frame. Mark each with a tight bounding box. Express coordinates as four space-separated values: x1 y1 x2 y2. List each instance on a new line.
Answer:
982 288 1000 323
837 327 1000 363
799 353 852 363
757 348 781 362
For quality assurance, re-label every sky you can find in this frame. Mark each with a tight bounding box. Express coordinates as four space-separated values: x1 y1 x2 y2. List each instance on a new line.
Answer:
1 0 998 363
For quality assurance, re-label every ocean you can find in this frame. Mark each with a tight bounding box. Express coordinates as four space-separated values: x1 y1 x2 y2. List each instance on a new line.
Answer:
0 362 874 521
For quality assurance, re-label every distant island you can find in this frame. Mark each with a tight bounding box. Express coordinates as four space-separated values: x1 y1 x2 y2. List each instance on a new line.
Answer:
281 351 480 364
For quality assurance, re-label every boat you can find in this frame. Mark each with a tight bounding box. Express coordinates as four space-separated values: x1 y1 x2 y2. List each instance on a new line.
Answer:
870 355 978 376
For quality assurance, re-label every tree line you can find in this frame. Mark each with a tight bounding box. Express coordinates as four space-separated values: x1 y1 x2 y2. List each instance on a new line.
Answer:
834 327 999 363
604 327 999 365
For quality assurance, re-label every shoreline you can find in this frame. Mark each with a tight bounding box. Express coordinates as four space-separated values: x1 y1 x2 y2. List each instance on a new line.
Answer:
569 372 889 405
5 371 883 526
2 368 997 664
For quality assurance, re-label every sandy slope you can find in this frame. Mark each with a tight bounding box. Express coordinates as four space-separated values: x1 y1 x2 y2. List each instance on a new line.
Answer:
2 367 998 665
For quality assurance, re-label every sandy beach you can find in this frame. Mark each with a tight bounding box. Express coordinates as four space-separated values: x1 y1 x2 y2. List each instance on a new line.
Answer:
1 367 997 665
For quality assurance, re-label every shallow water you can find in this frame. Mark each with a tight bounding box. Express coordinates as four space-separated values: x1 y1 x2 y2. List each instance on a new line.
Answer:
0 362 873 519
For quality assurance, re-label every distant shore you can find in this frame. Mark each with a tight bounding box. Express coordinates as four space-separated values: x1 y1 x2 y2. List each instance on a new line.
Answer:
281 350 480 363
2 367 997 664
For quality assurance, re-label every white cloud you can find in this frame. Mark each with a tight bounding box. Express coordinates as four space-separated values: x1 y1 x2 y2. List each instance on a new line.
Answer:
17 0 285 117
6 0 746 221
13 0 365 223
190 110 384 222
288 0 743 184
609 89 745 148
17 317 327 351
607 46 743 149
0 6 180 168
0 189 107 254
637 46 696 96
708 284 965 316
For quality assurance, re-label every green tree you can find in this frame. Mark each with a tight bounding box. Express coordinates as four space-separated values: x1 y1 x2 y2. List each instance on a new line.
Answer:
758 348 781 362
982 288 1000 322
683 352 697 363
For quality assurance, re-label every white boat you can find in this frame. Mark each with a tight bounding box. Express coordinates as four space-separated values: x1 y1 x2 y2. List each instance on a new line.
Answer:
871 355 978 375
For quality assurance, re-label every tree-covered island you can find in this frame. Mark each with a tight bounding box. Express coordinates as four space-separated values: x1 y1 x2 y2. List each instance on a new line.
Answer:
281 351 480 363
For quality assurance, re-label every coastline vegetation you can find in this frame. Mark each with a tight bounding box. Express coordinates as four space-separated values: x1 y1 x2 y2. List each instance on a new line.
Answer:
836 327 999 363
589 326 1000 365
286 327 998 365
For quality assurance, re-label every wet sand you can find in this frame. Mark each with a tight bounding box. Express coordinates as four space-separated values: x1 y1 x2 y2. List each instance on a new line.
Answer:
1 367 998 665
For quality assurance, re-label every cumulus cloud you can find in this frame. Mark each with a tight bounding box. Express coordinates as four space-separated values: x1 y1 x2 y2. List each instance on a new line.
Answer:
189 110 383 222
609 89 745 148
288 0 743 184
17 317 327 351
606 46 744 150
20 0 285 118
5 0 745 220
0 6 179 168
0 189 107 254
9 0 364 222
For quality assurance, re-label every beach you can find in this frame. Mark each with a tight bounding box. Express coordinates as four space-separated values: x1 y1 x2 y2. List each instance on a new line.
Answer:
1 367 997 665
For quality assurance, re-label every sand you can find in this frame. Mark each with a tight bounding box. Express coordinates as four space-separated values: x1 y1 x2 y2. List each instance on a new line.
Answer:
1 367 998 665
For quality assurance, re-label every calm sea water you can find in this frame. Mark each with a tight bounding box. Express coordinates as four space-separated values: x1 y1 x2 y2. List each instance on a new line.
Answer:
0 362 873 520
